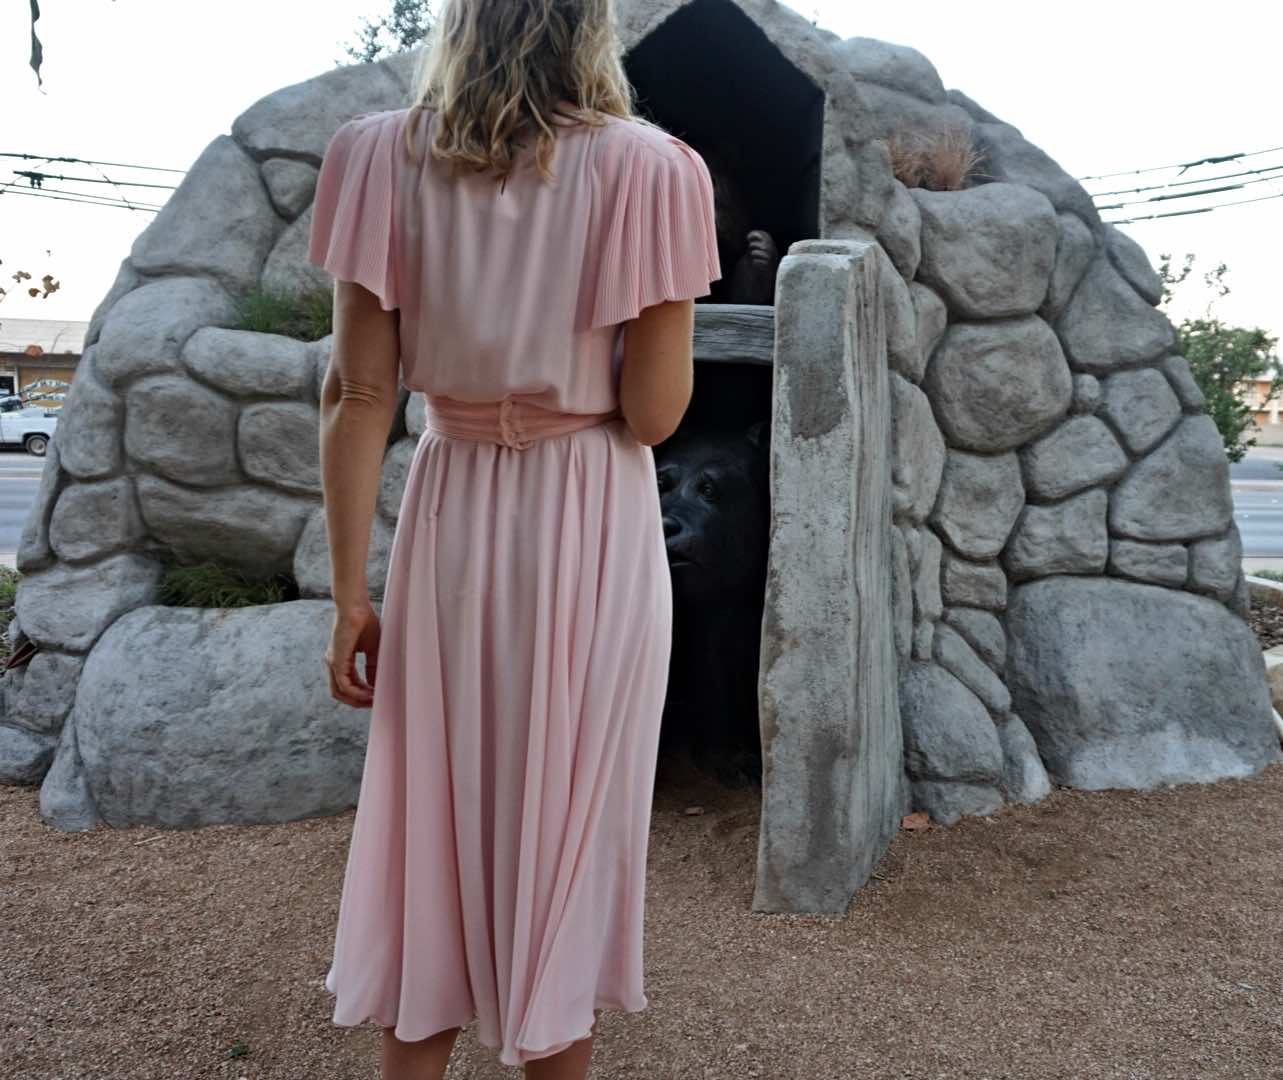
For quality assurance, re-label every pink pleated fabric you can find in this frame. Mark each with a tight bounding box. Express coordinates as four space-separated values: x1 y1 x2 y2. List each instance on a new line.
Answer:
307 106 721 1067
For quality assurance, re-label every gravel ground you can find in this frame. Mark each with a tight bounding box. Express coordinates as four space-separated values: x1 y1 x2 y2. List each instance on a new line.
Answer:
1247 600 1283 651
4 747 1283 1080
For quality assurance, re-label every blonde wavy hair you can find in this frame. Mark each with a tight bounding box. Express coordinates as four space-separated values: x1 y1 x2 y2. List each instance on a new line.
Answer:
402 0 662 187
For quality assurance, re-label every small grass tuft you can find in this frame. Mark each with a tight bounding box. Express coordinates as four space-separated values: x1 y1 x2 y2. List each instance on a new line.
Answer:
1251 569 1283 584
234 283 333 341
158 560 295 609
887 126 988 192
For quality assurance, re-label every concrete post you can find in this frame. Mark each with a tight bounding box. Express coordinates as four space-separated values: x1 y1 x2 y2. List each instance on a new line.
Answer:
753 238 905 913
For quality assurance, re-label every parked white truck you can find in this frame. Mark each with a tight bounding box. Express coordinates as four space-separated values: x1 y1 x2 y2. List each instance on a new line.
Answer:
0 395 58 456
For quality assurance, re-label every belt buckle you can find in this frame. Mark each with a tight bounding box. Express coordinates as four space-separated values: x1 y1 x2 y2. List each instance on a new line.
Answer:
498 397 532 450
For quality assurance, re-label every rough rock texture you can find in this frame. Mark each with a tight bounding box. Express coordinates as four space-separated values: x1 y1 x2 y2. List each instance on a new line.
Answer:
940 551 1007 611
890 373 945 524
899 663 1002 784
1040 212 1097 320
1056 257 1178 374
1006 577 1281 790
940 606 1005 672
1099 368 1182 455
924 317 1071 451
1108 539 1189 587
755 240 902 913
931 450 1024 559
932 622 1010 714
1020 416 1127 501
913 184 1057 319
905 282 947 383
70 601 373 827
1109 415 1232 542
996 713 1053 804
1004 488 1109 581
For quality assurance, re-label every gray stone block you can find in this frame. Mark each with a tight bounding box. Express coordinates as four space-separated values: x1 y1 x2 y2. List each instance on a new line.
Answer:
996 713 1052 804
941 606 1005 672
182 327 313 399
1161 354 1206 410
125 376 241 487
1109 414 1232 542
891 527 913 663
876 181 922 279
912 619 934 661
134 475 313 573
262 205 333 297
130 135 283 294
38 716 100 832
378 438 418 522
16 439 66 574
906 282 947 384
1105 225 1162 306
912 528 943 624
1040 212 1097 321
1056 256 1178 374
890 373 945 525
73 601 378 828
14 553 164 653
973 121 1100 225
1004 488 1109 582
1188 527 1242 602
0 723 58 785
933 622 1011 714
1100 367 1182 455
1006 576 1282 790
51 347 123 482
940 550 1008 610
1020 415 1128 501
48 478 146 564
239 402 322 496
2 649 84 736
1070 373 1101 415
913 183 1057 319
911 780 1003 825
838 37 947 102
260 157 318 220
899 663 1003 783
931 449 1024 559
1108 539 1189 587
95 276 238 389
924 316 1071 451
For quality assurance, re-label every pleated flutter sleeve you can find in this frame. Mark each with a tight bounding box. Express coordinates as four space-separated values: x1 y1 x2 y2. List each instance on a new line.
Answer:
586 128 722 330
307 111 401 312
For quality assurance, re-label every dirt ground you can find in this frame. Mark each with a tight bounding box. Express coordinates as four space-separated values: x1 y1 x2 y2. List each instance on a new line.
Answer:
3 747 1282 1080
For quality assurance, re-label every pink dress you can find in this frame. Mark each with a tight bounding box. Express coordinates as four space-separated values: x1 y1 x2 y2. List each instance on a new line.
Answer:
307 105 720 1066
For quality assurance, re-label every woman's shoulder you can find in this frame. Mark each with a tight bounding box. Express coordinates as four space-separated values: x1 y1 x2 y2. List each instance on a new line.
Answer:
596 113 694 158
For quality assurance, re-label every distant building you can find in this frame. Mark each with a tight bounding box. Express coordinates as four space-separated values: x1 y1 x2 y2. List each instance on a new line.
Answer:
1240 372 1283 447
0 316 86 404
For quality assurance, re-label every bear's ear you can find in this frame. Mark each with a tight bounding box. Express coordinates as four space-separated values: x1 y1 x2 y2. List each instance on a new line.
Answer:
744 419 769 451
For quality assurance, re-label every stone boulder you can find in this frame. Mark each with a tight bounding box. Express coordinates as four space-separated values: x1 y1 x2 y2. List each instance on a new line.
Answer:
68 600 375 828
1006 576 1281 790
913 183 1057 319
923 316 1071 452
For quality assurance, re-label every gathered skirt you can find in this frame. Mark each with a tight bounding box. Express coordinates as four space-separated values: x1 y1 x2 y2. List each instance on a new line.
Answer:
324 396 673 1067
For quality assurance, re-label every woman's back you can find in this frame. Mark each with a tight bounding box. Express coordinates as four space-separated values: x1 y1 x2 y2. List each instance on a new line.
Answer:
309 105 721 414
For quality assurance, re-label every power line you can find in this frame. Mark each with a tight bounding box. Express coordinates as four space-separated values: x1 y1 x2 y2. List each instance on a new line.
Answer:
9 170 178 192
1090 160 1283 199
0 182 165 209
1096 170 1283 211
0 186 160 213
0 151 186 174
1078 145 1283 182
1105 188 1283 225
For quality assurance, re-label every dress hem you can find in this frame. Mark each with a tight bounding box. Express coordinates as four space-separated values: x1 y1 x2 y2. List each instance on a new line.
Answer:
328 993 649 1067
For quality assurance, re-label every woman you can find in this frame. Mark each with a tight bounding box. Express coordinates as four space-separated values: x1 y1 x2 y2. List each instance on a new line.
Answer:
307 0 721 1076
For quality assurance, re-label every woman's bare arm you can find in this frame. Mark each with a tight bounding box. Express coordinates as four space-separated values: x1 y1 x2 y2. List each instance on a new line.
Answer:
617 297 696 446
318 280 402 618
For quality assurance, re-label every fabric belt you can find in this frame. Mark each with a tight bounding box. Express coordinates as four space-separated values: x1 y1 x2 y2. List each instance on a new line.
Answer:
422 393 623 450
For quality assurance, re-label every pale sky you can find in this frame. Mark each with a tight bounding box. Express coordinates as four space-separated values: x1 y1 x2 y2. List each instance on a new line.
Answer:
1 0 1278 349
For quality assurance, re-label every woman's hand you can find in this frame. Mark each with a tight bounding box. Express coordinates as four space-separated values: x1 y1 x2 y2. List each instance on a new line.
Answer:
326 602 382 708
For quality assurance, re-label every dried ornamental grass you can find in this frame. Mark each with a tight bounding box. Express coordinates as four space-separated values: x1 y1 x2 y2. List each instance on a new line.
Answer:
887 126 987 191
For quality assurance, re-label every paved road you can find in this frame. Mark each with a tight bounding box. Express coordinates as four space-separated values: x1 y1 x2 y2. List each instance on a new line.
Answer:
0 448 48 566
0 444 1280 566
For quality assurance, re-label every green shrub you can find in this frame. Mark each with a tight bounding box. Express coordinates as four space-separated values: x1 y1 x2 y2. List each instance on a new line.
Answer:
234 283 333 341
0 565 19 664
158 560 296 609
1250 568 1283 584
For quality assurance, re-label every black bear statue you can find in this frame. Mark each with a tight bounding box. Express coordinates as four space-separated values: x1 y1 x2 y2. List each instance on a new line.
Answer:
654 418 771 788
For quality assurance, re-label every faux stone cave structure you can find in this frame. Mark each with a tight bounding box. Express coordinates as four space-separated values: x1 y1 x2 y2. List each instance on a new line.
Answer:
2 0 1279 917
